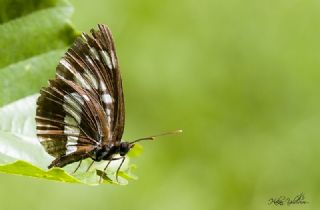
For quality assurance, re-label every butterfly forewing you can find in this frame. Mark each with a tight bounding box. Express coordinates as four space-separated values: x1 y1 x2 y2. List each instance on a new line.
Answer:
36 24 125 168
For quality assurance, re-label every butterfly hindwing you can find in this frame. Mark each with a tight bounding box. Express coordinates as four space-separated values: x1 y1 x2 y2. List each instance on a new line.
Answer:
36 79 99 158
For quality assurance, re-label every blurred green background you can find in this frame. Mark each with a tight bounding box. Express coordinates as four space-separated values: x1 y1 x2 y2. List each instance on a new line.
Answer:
1 0 320 209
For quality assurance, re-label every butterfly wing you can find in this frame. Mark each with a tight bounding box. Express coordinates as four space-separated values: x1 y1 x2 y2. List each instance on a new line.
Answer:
81 24 125 143
36 24 125 168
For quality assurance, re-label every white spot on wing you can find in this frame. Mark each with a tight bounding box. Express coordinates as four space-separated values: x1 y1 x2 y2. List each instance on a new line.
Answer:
75 72 91 90
63 93 84 124
64 115 77 126
65 108 81 124
72 92 84 103
64 93 84 112
106 108 111 125
110 50 116 68
60 58 74 72
66 142 77 154
102 94 112 104
100 50 113 69
64 116 80 155
100 80 107 91
81 33 88 41
90 47 100 60
107 116 111 125
59 59 91 90
82 94 90 101
83 69 98 89
64 125 80 135
86 55 95 66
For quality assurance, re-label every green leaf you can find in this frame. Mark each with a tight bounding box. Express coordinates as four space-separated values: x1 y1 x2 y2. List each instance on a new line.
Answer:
0 95 140 185
0 0 77 106
0 161 82 184
0 0 140 185
127 143 143 157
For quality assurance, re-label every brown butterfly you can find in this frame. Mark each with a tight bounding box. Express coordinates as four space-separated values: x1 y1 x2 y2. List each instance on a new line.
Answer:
35 24 181 181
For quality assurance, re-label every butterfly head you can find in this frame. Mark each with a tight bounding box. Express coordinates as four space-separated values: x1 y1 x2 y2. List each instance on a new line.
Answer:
119 142 134 156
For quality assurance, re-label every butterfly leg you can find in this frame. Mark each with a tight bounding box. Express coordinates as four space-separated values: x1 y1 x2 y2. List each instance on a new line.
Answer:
116 157 126 182
72 159 82 174
86 160 95 172
99 159 113 183
99 157 124 183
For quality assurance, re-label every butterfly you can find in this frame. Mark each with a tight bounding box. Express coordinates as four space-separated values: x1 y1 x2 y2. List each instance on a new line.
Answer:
35 24 181 181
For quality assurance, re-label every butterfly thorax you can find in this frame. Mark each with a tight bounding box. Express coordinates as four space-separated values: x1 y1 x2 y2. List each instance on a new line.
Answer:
92 142 132 161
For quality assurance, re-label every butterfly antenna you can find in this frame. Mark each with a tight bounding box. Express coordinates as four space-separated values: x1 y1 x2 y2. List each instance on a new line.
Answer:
129 129 183 144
